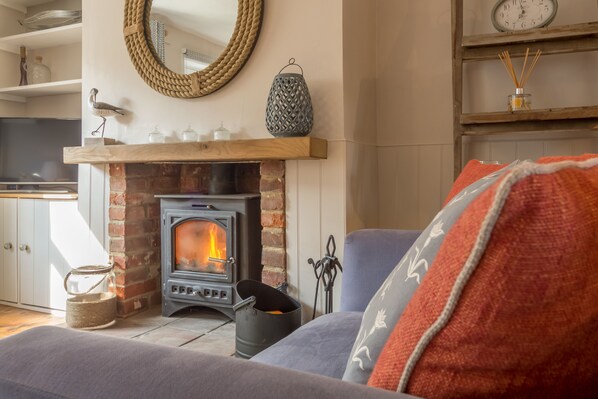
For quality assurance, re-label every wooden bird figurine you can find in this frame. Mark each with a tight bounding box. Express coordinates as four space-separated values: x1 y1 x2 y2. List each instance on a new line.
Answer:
88 88 124 137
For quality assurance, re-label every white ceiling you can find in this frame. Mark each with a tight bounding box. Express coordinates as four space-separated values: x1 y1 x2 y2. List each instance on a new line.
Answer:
151 0 237 46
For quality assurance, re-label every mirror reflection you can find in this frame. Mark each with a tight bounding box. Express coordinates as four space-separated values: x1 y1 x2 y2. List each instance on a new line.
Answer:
149 0 237 74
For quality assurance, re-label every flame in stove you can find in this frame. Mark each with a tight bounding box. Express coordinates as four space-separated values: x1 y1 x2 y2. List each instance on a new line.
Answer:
209 223 224 260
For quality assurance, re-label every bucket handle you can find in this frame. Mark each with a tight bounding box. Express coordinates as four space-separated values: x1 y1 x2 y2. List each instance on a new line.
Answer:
232 295 256 312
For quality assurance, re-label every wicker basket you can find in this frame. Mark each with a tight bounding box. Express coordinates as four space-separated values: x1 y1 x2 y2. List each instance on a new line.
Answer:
66 293 117 329
64 265 116 329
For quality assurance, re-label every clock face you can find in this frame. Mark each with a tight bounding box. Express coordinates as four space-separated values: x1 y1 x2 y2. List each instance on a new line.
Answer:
492 0 558 32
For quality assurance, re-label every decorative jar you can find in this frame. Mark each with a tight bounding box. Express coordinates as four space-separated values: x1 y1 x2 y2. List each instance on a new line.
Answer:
28 56 51 84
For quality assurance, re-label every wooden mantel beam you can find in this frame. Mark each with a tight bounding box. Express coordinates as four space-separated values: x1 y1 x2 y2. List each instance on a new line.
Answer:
64 137 328 164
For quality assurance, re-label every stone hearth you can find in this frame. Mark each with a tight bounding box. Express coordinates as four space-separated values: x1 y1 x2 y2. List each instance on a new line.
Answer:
108 161 286 316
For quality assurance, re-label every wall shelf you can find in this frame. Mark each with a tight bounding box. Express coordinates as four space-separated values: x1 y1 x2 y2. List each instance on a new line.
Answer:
0 79 82 102
461 106 598 135
451 0 598 176
64 137 328 164
0 23 82 54
462 22 598 61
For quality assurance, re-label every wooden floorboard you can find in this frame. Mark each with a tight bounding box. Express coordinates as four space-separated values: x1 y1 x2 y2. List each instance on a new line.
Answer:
0 305 64 339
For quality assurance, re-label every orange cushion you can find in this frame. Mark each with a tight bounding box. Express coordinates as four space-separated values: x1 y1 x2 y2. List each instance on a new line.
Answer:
368 158 598 398
442 160 506 207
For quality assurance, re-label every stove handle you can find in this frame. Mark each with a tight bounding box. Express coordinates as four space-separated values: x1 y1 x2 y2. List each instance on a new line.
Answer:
208 256 236 275
191 204 217 210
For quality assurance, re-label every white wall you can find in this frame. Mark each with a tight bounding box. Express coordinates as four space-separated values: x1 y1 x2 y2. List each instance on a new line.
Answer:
377 0 598 230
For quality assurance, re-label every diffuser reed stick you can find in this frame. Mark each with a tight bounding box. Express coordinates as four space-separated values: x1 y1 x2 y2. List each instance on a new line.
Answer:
498 48 542 89
498 48 541 111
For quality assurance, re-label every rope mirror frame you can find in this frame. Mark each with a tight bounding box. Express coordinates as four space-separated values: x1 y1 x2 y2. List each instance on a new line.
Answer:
124 0 263 98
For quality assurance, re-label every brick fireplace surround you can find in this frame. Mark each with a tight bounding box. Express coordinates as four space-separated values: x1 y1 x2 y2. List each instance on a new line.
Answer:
109 161 286 316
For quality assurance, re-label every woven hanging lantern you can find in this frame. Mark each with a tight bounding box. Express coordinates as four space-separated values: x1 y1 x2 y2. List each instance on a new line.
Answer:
266 58 313 137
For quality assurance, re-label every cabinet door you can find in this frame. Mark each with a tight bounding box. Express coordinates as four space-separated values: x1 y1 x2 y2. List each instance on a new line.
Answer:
0 198 18 303
18 199 36 306
18 199 82 311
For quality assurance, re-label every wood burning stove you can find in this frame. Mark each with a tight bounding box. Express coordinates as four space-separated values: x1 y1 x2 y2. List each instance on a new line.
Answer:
157 194 262 319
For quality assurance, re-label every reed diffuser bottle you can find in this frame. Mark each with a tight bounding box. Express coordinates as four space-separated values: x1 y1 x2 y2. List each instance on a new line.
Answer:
19 46 27 86
499 48 542 112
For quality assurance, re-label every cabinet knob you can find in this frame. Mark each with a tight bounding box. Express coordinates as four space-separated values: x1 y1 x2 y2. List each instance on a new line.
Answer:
3 243 12 250
19 244 30 252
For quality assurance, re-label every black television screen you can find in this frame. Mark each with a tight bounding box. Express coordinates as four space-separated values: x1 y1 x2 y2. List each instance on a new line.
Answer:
0 118 81 184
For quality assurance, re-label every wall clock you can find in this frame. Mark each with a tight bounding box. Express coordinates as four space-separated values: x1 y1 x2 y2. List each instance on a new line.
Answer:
491 0 558 32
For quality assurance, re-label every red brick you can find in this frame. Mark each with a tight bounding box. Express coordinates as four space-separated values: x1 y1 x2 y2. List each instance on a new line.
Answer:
110 163 126 177
150 292 162 306
110 177 126 192
260 161 285 178
109 222 125 237
116 277 157 299
261 211 285 228
109 206 126 221
126 163 159 177
114 266 149 285
262 228 285 247
147 203 161 218
117 297 149 317
124 235 151 252
110 193 125 206
159 164 181 176
110 237 125 253
124 205 145 221
261 192 284 211
181 164 210 177
260 177 284 193
262 247 286 268
151 176 179 192
112 255 127 270
126 178 149 192
180 176 200 193
261 267 286 288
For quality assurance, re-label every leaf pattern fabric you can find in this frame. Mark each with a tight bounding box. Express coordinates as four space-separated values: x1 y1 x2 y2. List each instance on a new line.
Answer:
341 161 519 384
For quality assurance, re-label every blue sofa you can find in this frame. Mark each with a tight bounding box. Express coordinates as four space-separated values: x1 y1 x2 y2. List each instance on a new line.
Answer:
0 229 420 399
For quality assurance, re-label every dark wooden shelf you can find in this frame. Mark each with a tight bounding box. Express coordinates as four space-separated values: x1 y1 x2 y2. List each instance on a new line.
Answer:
462 22 598 62
460 106 598 135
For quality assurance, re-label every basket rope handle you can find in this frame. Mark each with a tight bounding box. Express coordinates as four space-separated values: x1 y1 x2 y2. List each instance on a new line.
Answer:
63 266 112 296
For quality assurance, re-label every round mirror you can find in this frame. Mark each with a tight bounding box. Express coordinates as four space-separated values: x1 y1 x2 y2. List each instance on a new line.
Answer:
124 0 263 98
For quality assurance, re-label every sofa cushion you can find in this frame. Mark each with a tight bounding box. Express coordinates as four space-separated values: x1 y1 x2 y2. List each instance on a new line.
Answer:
340 229 421 312
442 160 507 206
0 326 413 399
368 157 598 398
342 162 517 385
251 312 363 379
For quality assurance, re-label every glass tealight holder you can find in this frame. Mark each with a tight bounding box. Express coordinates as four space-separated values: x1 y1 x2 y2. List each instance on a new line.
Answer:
182 125 199 142
508 88 532 112
213 122 231 141
148 126 165 143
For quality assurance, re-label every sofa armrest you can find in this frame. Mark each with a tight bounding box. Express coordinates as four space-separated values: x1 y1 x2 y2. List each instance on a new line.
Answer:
0 326 418 399
340 229 420 312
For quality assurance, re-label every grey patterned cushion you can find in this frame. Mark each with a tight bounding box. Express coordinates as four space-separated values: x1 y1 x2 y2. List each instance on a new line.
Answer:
341 161 519 384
